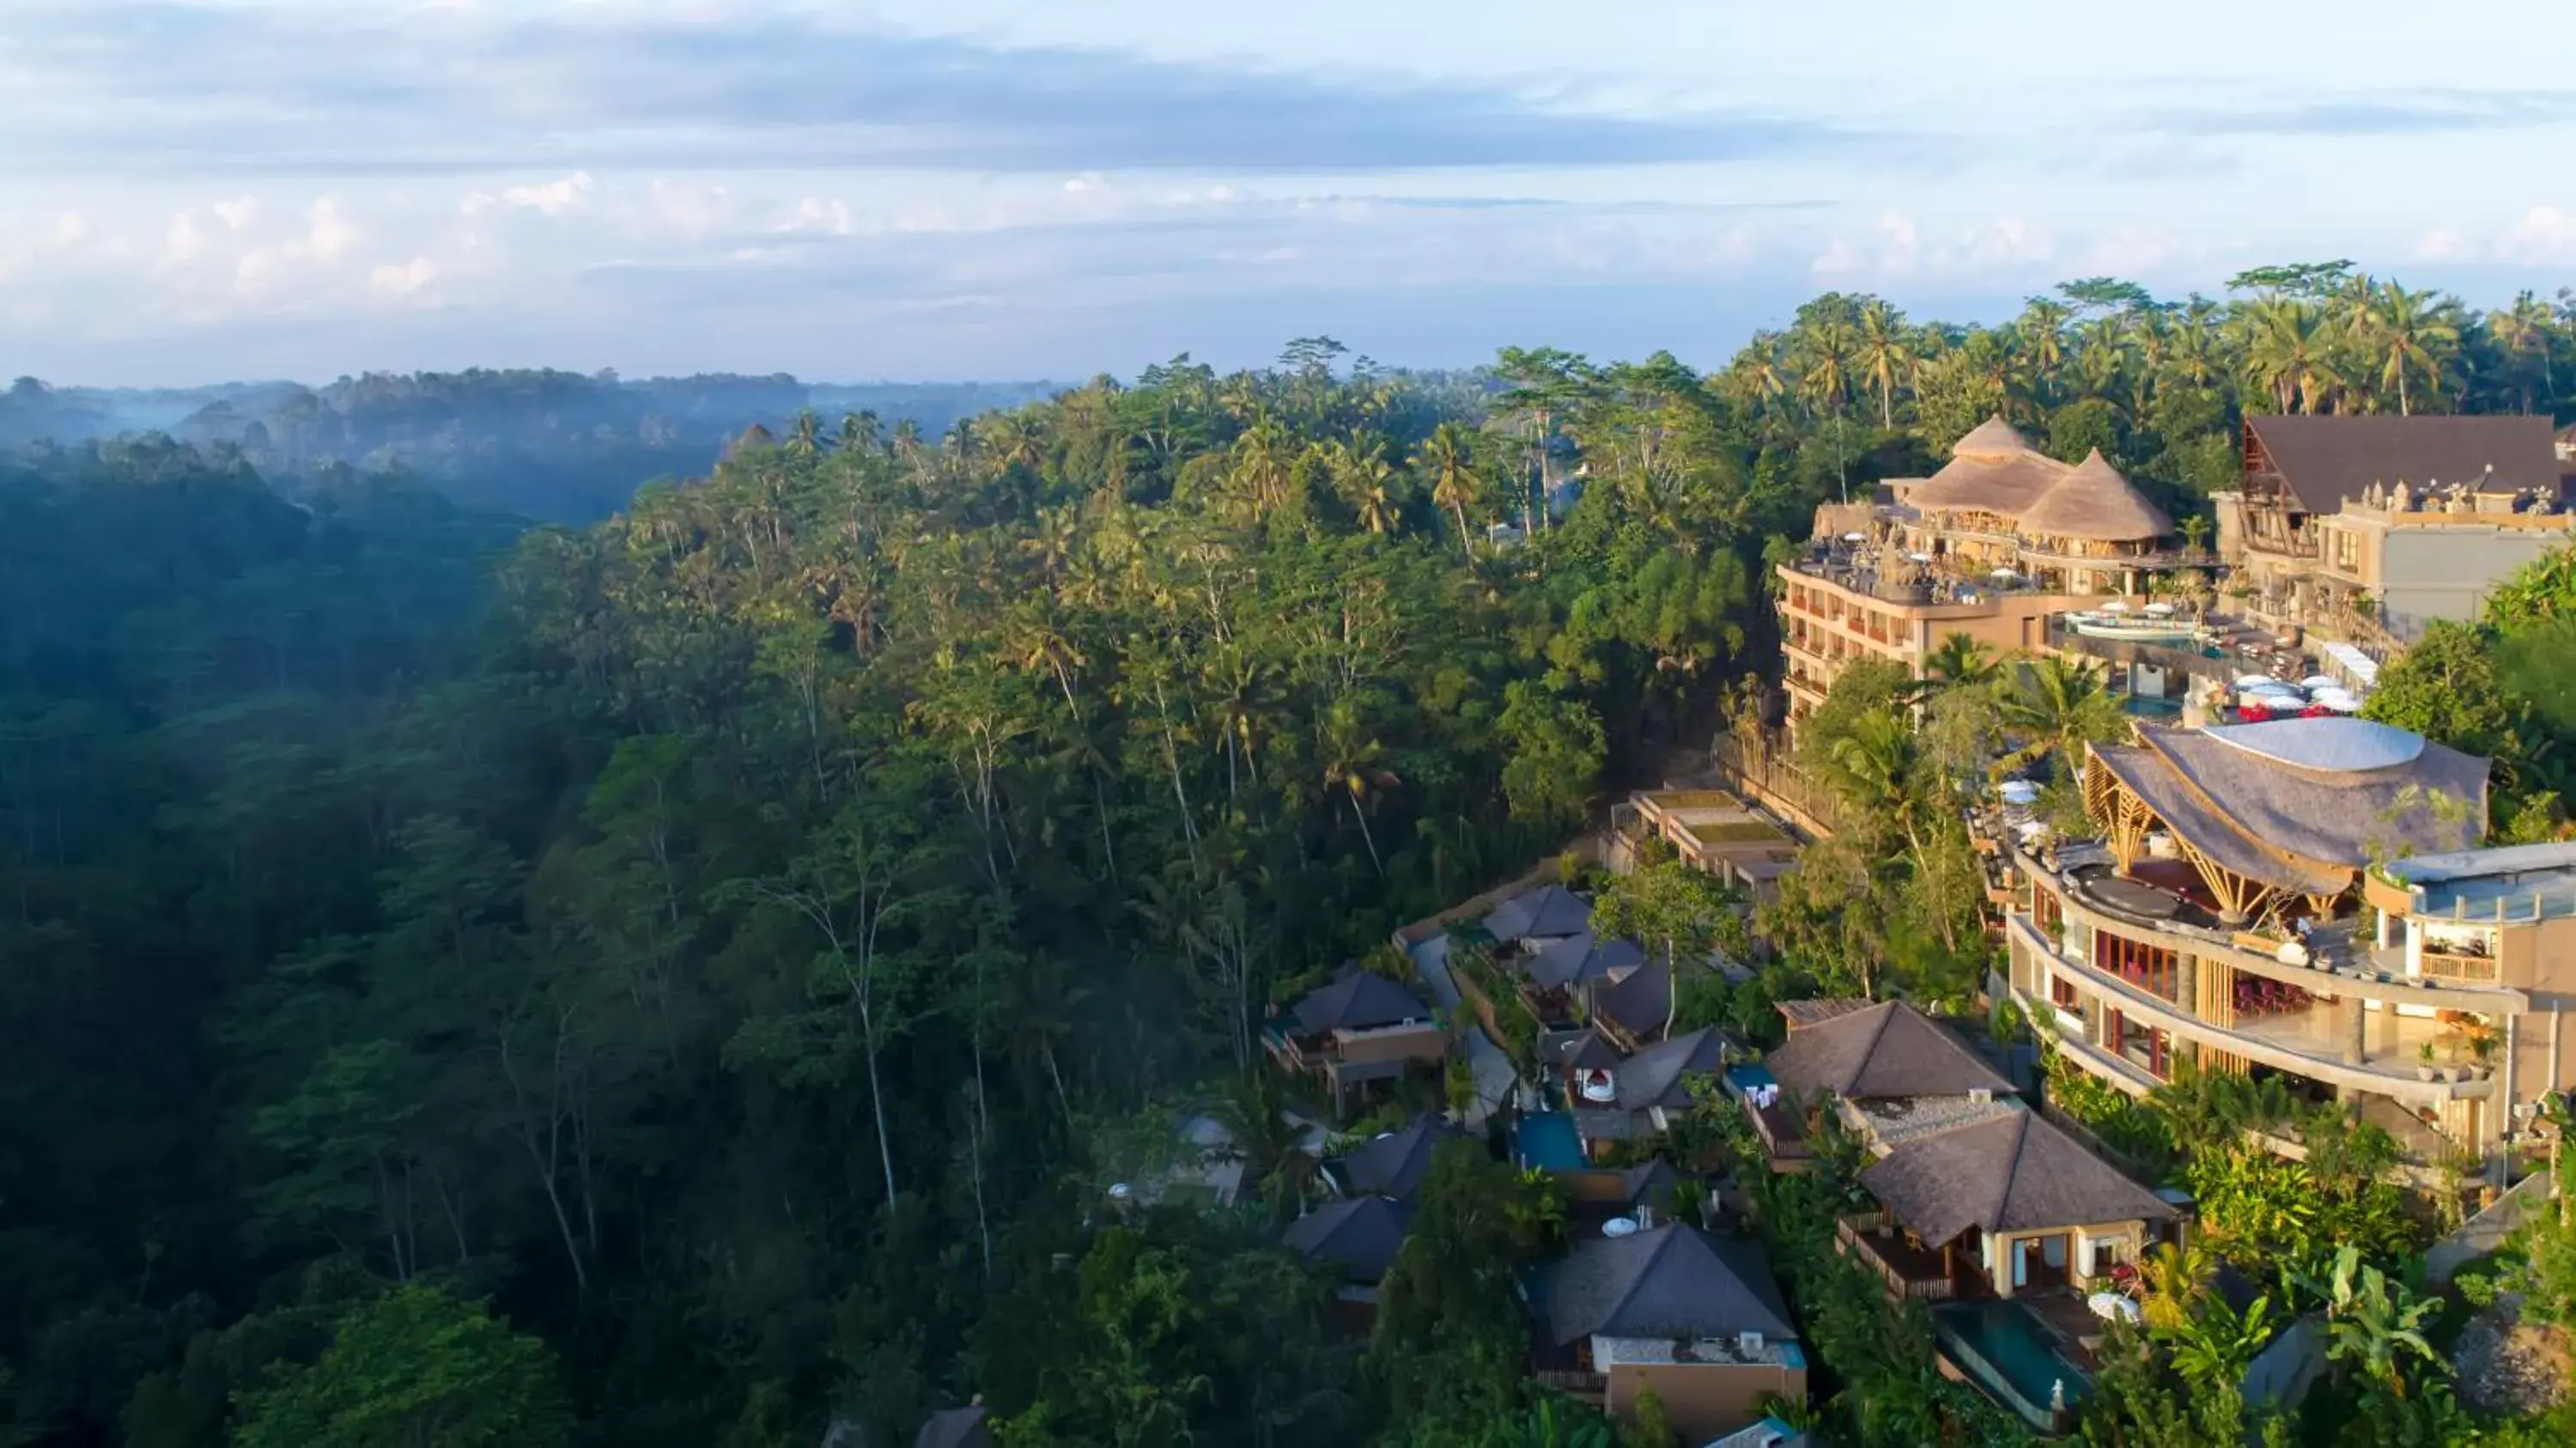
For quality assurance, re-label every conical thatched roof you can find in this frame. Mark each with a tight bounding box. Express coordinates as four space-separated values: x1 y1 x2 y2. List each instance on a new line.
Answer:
2017 449 2172 542
1951 414 2038 459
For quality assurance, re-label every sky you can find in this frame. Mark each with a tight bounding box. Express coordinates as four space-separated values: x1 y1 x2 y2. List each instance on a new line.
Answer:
3 0 2573 386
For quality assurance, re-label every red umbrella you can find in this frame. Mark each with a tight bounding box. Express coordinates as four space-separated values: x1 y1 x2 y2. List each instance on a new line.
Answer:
2238 703 2272 722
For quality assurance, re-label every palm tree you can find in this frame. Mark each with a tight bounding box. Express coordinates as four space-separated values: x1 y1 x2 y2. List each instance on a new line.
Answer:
2015 296 2073 400
789 409 823 457
2245 299 2328 414
1813 709 1925 856
1327 432 1400 535
2491 289 2557 411
1921 631 2002 692
1505 1397 1616 1448
1858 299 1913 428
838 410 881 454
1797 317 1856 418
1996 656 2122 776
1321 703 1398 876
1208 1068 1321 1220
2366 283 2458 416
1414 422 1481 556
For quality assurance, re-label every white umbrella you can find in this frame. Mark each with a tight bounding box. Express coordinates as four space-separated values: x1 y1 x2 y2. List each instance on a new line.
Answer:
2087 1292 2144 1325
2317 694 2362 713
1906 551 1933 563
2302 675 2340 691
2142 602 2177 615
1843 532 1868 543
2099 599 2130 612
1990 567 2020 580
2234 674 2275 690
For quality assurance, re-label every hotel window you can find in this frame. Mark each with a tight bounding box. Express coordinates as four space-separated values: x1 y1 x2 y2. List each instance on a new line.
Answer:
2033 885 2064 935
2094 930 2179 1003
2331 529 2361 574
2050 971 2080 1011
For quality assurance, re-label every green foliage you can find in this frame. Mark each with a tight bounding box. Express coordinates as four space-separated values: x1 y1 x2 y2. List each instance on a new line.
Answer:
232 1287 568 1448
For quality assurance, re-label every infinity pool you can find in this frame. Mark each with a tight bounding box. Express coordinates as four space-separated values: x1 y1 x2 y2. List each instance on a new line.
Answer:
1516 1111 1586 1171
1935 1301 2088 1422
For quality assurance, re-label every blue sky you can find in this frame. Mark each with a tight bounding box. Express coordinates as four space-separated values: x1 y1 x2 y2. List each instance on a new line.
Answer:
3 0 2573 386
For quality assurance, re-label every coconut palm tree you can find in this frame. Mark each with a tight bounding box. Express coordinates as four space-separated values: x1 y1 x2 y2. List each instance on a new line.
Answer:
1413 422 1482 556
1858 298 1914 428
1321 703 1398 876
2246 299 2341 415
1919 632 2001 694
2490 290 2557 411
2366 283 2458 416
1996 656 2123 776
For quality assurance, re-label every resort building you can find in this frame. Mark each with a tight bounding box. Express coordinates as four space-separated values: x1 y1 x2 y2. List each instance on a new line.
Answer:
1263 964 1446 1116
2001 715 2576 1179
1777 417 2179 724
1610 788 1799 899
2215 414 2569 642
1532 1223 1805 1444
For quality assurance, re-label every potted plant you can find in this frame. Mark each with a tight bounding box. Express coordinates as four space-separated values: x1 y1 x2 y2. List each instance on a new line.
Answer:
2416 1042 2439 1082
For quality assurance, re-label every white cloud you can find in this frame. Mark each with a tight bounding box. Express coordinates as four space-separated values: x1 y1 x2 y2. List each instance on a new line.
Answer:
214 198 260 229
52 212 93 248
369 256 439 300
164 211 208 265
1811 210 2056 282
2414 205 2576 265
306 199 360 263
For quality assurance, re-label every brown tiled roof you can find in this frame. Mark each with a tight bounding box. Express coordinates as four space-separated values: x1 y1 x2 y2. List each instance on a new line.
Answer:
1765 1001 2010 1103
1858 1108 2173 1248
2020 449 2173 542
2245 414 2561 514
1593 958 1673 1038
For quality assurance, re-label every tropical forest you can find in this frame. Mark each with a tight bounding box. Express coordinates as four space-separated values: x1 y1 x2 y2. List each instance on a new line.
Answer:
4 265 2576 1448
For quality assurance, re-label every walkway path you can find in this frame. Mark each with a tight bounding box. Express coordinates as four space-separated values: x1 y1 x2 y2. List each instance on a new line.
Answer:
1407 932 1521 1129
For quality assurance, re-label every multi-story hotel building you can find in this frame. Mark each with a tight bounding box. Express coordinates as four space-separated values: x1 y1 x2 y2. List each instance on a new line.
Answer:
2001 715 2575 1180
2215 414 2568 642
1778 417 2178 725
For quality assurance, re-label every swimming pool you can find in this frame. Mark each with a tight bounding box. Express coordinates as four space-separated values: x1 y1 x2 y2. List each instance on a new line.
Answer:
1935 1301 2088 1423
1516 1111 1587 1171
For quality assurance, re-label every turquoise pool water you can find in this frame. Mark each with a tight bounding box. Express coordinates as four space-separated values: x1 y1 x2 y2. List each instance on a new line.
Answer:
1935 1302 2088 1418
1516 1111 1586 1171
1727 1064 1778 1094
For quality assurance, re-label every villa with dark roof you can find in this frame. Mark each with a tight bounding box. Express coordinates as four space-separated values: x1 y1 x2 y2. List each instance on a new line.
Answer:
2005 715 2576 1182
913 1405 995 1448
1281 1194 1411 1312
1332 1113 1467 1202
2218 413 2571 641
1533 1223 1805 1444
1263 964 1445 1116
1482 882 1594 948
1570 1026 1728 1159
1748 1000 2012 1166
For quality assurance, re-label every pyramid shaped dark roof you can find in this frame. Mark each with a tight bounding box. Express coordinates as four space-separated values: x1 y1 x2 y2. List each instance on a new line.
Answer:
1281 1195 1411 1283
1765 1001 2009 1103
1338 1114 1467 1200
1482 883 1592 941
1290 965 1431 1035
1859 1108 2175 1248
1540 1224 1795 1346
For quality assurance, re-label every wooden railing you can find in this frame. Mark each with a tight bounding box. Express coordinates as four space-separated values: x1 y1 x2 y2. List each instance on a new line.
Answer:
1835 1214 1956 1302
2420 950 2500 984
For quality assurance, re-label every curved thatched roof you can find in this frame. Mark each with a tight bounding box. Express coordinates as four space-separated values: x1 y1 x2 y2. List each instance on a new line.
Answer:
1952 414 2039 459
2019 449 2173 542
1902 449 2066 516
2092 721 2490 896
1859 1108 2173 1249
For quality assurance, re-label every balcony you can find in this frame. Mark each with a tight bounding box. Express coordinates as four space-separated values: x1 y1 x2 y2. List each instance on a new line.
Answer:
1838 1212 1959 1302
2025 851 2526 1016
2005 914 2489 1106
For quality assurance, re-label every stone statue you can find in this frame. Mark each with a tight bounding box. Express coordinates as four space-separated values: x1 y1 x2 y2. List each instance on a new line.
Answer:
2391 481 2413 512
